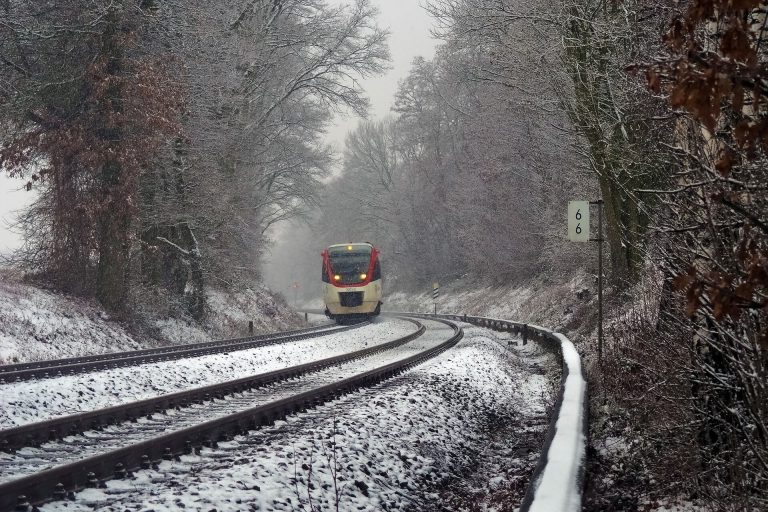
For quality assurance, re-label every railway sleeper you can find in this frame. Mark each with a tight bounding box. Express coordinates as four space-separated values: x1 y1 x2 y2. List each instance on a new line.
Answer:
1 318 448 512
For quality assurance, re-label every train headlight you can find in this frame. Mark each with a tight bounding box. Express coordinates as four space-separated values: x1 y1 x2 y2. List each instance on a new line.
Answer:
360 273 367 280
333 274 341 281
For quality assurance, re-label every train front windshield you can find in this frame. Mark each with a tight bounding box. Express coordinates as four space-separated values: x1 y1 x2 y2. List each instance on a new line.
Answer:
327 246 372 284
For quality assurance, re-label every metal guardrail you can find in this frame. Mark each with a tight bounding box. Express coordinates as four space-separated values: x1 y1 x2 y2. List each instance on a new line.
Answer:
396 312 588 512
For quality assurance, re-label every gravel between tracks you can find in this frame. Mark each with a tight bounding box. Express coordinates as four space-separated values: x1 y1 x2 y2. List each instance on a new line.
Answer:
0 318 416 428
39 323 555 512
0 320 448 484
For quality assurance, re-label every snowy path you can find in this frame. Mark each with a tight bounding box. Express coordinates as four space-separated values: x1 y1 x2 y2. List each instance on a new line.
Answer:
38 323 555 512
0 318 416 428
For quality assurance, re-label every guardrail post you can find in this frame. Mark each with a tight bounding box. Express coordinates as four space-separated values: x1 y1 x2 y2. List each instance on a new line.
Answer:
248 321 253 335
522 324 528 345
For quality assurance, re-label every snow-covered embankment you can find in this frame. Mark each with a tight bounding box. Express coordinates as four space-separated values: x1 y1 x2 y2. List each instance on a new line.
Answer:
0 270 303 364
407 313 588 512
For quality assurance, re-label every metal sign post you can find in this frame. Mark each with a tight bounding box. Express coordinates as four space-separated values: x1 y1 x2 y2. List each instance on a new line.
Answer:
432 282 439 315
568 199 604 364
591 199 604 364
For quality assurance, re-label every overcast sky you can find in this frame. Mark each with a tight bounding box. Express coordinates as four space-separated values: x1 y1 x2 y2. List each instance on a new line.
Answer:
0 0 438 256
325 0 437 148
0 174 31 255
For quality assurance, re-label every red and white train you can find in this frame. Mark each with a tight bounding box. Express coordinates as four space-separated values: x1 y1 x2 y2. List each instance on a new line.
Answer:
321 242 382 323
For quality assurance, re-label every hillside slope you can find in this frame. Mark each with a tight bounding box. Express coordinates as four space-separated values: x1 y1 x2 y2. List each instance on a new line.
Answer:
0 270 303 364
384 270 598 343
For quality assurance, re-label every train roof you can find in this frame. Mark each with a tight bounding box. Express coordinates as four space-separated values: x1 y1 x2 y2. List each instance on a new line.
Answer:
326 242 374 249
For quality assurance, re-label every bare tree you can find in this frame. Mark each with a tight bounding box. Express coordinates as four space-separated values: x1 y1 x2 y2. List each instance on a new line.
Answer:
1 0 390 319
0 0 183 314
140 0 389 317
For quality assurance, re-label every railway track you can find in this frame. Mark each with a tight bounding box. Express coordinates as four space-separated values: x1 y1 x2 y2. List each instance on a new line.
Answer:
1 316 462 512
0 321 365 383
0 318 424 452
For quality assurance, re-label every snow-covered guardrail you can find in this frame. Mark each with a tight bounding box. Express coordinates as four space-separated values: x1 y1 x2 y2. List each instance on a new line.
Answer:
400 313 587 512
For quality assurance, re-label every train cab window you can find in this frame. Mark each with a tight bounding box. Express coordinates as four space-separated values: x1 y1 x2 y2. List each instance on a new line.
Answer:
327 245 372 284
321 262 329 283
372 260 381 280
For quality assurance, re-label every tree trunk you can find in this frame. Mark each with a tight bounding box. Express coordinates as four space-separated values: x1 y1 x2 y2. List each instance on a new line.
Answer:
95 5 129 314
97 182 130 314
181 222 206 320
596 170 631 280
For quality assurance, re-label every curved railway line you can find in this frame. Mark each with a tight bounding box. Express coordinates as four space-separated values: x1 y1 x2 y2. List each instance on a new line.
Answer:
0 322 365 383
0 317 463 512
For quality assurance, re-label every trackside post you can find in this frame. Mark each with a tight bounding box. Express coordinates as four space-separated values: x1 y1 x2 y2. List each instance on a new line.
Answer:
589 199 604 364
568 199 604 364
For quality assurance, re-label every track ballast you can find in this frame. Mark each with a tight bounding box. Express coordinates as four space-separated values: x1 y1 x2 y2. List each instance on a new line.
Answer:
0 317 462 512
0 322 364 383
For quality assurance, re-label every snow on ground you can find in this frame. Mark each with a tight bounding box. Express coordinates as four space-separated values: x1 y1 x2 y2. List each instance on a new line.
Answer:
0 320 451 483
645 501 712 512
0 271 143 365
0 269 306 365
155 286 303 344
42 324 557 512
128 285 308 347
0 318 417 428
384 271 594 341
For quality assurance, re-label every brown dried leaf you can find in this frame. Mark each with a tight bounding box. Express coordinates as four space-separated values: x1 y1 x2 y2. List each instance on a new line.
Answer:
647 68 661 93
715 148 735 176
686 282 704 317
732 84 744 113
732 0 763 11
721 25 753 62
673 271 695 290
734 282 754 301
734 120 752 147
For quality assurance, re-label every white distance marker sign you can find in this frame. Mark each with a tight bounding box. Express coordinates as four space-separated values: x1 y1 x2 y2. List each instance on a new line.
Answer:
568 201 590 242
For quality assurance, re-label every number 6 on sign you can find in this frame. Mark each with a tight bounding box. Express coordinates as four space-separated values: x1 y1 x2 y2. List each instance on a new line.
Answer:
568 201 590 242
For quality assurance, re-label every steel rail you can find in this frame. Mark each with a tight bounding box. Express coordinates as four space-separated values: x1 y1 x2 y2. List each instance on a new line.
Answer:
0 322 366 383
0 322 347 374
0 318 424 453
1 318 462 512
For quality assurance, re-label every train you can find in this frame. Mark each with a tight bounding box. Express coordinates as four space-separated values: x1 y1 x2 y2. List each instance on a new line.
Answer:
321 242 382 323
